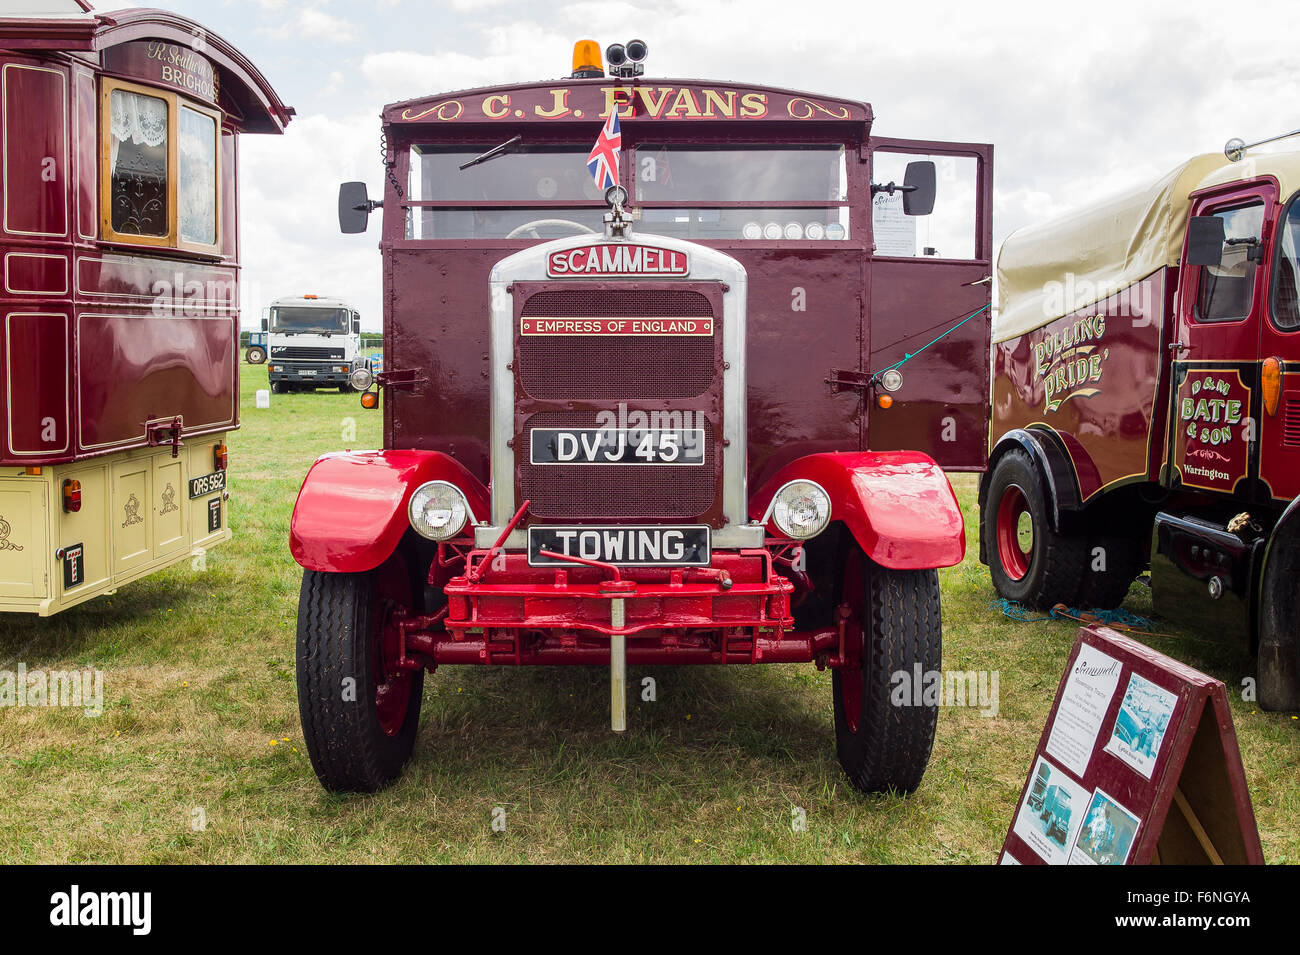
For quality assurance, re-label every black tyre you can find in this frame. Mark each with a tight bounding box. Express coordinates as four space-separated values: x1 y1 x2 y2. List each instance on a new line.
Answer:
246 345 266 364
832 546 942 795
270 381 285 394
1076 534 1142 609
983 448 1086 609
297 555 424 793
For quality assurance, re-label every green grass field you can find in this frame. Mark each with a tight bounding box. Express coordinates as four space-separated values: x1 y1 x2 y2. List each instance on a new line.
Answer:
0 364 1295 863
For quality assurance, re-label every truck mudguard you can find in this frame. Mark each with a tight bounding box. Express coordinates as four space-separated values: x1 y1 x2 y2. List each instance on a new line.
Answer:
290 450 491 574
749 451 965 569
981 429 1084 527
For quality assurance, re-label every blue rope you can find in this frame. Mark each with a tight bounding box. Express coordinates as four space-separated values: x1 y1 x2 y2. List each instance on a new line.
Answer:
870 302 991 384
992 597 1158 632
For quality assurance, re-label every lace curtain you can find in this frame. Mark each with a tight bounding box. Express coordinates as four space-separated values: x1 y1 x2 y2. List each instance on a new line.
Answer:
179 107 216 244
109 90 167 172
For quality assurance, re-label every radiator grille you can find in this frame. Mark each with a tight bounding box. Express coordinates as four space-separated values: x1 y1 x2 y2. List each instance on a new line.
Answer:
270 345 344 361
519 411 717 520
518 289 716 400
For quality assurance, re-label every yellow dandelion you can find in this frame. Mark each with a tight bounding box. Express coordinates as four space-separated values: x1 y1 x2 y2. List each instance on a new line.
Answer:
694 838 702 844
685 714 692 720
269 739 278 746
282 736 289 741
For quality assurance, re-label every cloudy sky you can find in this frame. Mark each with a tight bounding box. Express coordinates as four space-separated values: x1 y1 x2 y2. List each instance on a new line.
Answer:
92 0 1300 328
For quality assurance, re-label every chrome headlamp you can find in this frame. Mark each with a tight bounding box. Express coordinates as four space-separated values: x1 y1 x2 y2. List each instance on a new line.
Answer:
349 364 374 392
407 481 473 540
764 479 832 540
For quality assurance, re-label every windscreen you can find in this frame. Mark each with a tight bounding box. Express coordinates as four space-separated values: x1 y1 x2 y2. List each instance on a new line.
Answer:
271 307 349 334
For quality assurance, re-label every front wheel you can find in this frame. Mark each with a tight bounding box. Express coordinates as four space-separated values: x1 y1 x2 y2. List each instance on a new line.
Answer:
832 546 942 795
983 448 1086 609
296 555 424 793
246 345 266 364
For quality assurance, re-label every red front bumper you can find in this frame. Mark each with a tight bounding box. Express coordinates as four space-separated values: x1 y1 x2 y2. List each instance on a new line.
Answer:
401 546 838 667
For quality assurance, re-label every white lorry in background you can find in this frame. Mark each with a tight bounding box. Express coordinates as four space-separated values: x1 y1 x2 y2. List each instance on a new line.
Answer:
263 294 371 393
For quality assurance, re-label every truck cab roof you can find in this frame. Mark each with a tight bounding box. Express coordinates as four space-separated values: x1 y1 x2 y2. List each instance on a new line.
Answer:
996 148 1300 342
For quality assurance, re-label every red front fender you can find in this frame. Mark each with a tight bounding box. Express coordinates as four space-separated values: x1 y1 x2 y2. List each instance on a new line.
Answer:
749 451 965 569
289 450 491 574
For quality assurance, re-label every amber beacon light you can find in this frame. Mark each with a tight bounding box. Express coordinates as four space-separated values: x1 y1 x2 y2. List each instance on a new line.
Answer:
571 40 604 78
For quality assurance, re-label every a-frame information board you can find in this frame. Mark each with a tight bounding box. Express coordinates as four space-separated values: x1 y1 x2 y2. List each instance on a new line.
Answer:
1000 624 1263 865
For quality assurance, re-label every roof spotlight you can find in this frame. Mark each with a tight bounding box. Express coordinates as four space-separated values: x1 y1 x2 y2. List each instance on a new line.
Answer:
607 38 647 78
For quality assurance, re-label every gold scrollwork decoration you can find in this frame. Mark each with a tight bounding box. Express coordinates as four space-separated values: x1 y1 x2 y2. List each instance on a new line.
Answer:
401 100 465 122
786 98 851 120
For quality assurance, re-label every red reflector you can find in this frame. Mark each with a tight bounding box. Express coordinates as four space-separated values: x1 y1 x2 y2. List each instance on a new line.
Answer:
62 478 81 513
214 443 228 471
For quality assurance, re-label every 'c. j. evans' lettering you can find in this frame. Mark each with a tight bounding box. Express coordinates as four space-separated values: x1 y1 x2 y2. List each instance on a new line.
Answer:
547 244 688 277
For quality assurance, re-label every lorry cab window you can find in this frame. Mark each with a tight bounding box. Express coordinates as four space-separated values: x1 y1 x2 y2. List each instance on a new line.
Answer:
1271 196 1300 330
633 143 851 241
634 145 847 202
1195 201 1264 323
408 144 605 239
871 152 979 260
272 307 350 334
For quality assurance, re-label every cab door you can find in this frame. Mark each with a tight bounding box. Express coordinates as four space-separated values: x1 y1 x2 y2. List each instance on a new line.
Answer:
865 138 993 470
1259 191 1300 503
1166 181 1277 500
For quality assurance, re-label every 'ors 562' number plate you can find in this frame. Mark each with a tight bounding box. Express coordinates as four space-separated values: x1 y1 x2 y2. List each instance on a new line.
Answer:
530 428 705 466
189 470 226 499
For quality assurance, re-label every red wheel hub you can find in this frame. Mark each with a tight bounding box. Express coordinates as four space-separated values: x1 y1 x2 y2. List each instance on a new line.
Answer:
996 484 1033 582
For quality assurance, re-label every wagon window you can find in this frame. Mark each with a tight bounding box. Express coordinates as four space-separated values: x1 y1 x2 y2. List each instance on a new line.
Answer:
102 79 222 252
109 88 169 237
179 106 218 246
1195 202 1264 323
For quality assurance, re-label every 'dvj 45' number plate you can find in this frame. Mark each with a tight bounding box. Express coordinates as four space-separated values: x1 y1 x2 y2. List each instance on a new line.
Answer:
528 525 711 567
530 428 705 466
189 470 226 499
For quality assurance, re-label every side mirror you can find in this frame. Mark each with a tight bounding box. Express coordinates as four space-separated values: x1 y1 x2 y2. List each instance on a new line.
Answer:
352 317 361 334
339 181 378 234
1187 215 1226 267
261 316 268 332
902 160 936 217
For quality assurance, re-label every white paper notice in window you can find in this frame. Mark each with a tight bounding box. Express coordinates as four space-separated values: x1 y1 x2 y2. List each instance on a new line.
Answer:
1044 646 1122 778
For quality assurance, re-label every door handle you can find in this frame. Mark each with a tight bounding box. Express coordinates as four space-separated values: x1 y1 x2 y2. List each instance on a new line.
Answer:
1167 341 1190 354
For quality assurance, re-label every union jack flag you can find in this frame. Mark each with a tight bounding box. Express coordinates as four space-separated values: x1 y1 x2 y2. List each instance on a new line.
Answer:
586 110 622 191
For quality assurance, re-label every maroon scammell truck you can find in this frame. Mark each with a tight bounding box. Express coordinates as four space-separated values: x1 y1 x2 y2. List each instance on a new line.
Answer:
984 143 1300 710
290 41 994 793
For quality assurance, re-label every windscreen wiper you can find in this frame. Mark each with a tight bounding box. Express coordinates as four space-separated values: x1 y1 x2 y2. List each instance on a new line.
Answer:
459 135 522 170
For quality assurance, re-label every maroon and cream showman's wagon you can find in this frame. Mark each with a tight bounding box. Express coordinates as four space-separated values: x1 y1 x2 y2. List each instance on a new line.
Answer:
291 39 995 793
0 1 290 614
